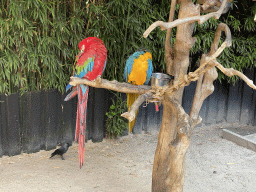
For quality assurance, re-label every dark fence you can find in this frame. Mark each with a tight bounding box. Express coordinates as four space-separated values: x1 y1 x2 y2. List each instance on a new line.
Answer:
132 68 256 133
0 88 110 157
1 68 256 157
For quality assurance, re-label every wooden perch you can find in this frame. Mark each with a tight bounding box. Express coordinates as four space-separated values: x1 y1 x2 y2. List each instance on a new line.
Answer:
143 0 228 38
213 60 256 90
121 92 154 122
69 76 151 94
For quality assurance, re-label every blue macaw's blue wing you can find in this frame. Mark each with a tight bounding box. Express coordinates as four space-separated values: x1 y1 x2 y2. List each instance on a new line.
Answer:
145 58 153 85
124 51 145 82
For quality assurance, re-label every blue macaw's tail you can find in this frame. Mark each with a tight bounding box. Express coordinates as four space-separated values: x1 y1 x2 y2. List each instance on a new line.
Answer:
75 85 89 169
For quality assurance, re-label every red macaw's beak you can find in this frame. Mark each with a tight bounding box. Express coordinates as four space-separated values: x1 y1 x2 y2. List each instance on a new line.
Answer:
77 45 85 60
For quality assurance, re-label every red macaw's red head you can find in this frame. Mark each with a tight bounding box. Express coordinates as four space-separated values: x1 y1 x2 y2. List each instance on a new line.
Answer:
78 37 100 51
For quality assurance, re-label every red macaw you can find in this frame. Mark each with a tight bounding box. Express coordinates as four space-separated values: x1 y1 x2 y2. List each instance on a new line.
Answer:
64 37 107 168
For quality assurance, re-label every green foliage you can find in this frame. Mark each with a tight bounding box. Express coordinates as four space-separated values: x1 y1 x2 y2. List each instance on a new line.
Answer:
1 0 256 93
0 0 172 94
0 0 86 94
85 0 171 81
191 0 256 83
105 92 128 138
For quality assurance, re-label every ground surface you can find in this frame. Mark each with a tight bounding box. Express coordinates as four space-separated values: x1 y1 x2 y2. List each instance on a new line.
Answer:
0 124 256 192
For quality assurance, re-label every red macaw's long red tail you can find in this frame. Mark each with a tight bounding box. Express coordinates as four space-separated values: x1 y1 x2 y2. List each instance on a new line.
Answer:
76 85 89 169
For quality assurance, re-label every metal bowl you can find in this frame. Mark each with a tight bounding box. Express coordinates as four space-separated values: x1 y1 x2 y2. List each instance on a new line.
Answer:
151 73 173 87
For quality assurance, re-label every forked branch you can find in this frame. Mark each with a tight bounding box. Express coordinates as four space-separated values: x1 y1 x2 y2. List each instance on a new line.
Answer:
189 23 231 120
214 61 256 90
143 0 228 38
121 92 154 122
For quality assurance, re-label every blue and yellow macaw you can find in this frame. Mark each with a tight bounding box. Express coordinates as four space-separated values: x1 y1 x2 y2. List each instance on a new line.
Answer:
124 51 153 133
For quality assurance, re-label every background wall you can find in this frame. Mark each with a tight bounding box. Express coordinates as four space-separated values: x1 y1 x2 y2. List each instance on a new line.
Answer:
1 68 256 157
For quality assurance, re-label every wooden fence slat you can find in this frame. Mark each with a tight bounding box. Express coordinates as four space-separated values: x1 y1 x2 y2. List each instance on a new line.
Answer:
45 90 58 150
205 81 218 124
61 93 75 144
182 81 196 114
39 90 47 150
55 91 63 144
6 93 21 156
21 92 42 153
226 80 243 123
252 71 256 126
146 103 160 134
133 105 145 134
0 95 7 157
216 80 229 123
240 68 255 125
91 88 107 142
85 87 94 141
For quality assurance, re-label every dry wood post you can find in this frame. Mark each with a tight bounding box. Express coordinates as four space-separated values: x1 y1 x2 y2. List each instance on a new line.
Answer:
68 0 256 191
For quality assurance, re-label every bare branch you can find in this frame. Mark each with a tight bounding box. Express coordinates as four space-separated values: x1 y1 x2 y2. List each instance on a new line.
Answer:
209 23 232 55
143 0 228 38
189 56 218 121
189 23 231 121
121 92 154 122
213 60 256 90
69 76 151 94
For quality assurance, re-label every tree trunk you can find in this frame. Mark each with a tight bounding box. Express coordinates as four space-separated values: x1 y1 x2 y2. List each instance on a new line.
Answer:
152 1 200 191
152 95 192 192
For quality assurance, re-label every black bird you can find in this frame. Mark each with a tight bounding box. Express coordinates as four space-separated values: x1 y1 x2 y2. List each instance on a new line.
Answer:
50 143 70 160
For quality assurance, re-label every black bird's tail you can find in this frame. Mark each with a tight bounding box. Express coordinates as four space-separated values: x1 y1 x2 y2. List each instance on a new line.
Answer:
50 150 59 158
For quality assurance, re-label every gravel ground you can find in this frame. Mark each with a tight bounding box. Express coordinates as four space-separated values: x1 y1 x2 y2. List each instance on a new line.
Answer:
0 124 256 192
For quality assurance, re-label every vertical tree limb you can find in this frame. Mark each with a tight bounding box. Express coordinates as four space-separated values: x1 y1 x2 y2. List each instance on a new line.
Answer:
165 0 177 75
189 23 231 121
